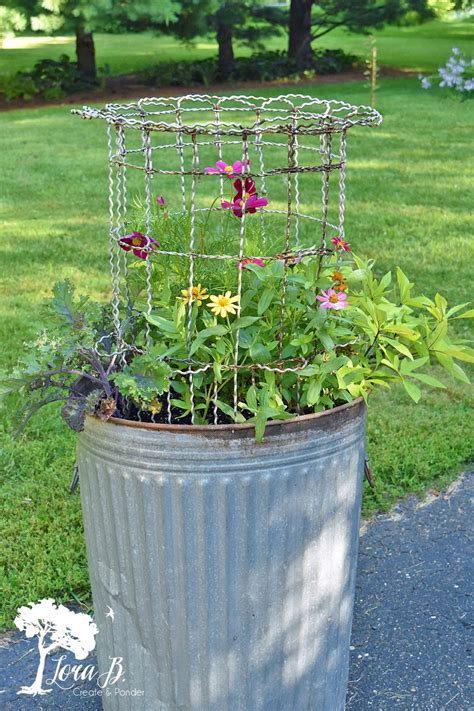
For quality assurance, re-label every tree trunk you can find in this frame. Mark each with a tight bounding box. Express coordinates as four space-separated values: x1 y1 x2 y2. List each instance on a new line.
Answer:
288 0 314 69
75 24 97 80
216 17 234 77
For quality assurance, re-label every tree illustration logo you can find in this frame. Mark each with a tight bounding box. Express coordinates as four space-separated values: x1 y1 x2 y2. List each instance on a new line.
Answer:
14 598 99 697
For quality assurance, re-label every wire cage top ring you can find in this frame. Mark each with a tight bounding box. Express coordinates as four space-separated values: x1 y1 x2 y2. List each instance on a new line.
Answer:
73 93 382 426
73 93 382 135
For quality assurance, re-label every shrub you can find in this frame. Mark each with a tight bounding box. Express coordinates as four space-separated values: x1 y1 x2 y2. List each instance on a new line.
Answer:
142 49 357 88
3 55 95 101
2 49 356 100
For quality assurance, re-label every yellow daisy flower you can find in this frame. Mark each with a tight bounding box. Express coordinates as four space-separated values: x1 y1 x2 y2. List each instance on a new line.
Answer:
208 291 240 318
179 284 209 306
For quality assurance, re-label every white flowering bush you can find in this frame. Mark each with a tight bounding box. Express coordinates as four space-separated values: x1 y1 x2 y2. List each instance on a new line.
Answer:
420 48 474 96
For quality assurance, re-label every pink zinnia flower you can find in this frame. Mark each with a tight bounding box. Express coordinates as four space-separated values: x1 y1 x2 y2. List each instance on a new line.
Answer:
237 257 265 270
331 236 351 252
221 177 268 218
156 195 166 207
316 288 348 310
205 160 250 178
119 231 159 260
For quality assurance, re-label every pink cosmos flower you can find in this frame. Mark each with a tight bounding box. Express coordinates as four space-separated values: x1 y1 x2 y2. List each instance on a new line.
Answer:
222 195 269 218
221 177 268 218
205 160 250 178
119 231 159 260
237 257 265 270
234 177 255 200
316 288 348 310
331 236 351 252
156 195 166 207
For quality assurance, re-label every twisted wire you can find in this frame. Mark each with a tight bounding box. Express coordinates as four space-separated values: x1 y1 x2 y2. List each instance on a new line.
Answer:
254 107 267 238
108 160 344 177
116 125 132 320
142 127 154 348
74 93 382 134
278 129 296 368
214 102 224 424
337 129 347 269
233 133 250 419
187 134 199 424
106 124 122 337
175 107 187 214
291 110 302 413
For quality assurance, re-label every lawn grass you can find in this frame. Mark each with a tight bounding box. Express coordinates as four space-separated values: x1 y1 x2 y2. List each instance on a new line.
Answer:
1 18 473 80
0 77 473 629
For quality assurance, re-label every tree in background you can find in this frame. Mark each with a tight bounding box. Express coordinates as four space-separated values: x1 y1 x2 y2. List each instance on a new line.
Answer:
157 0 287 77
3 0 469 81
288 0 435 69
7 0 180 79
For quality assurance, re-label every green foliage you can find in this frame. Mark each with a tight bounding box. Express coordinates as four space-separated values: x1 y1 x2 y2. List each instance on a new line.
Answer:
25 0 180 34
3 54 94 100
114 351 172 410
0 279 176 430
309 0 435 38
141 57 217 88
104 194 472 441
0 5 26 40
2 70 36 99
429 0 473 13
0 280 119 432
4 207 472 442
142 48 356 87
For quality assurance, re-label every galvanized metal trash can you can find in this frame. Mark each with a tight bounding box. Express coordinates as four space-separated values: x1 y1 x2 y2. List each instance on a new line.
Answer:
77 398 366 711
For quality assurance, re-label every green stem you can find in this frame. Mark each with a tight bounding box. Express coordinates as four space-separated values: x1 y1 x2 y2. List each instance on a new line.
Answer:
222 179 237 249
200 195 222 254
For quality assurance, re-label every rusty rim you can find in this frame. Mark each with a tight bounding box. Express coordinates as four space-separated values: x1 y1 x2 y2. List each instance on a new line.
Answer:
93 397 365 438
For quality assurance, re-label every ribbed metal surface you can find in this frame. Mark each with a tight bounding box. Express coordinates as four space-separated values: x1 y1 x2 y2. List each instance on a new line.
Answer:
77 400 366 711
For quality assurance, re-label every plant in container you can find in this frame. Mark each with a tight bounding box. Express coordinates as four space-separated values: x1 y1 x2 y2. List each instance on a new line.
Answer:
2 94 473 711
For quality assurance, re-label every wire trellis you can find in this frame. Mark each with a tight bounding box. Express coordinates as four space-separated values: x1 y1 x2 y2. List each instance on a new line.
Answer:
74 94 381 425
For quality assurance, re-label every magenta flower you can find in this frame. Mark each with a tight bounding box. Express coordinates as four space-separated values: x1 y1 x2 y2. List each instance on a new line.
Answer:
331 236 351 252
205 160 250 178
237 257 265 270
119 232 159 260
316 288 348 310
222 195 269 218
221 178 268 218
235 177 255 200
156 195 166 207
